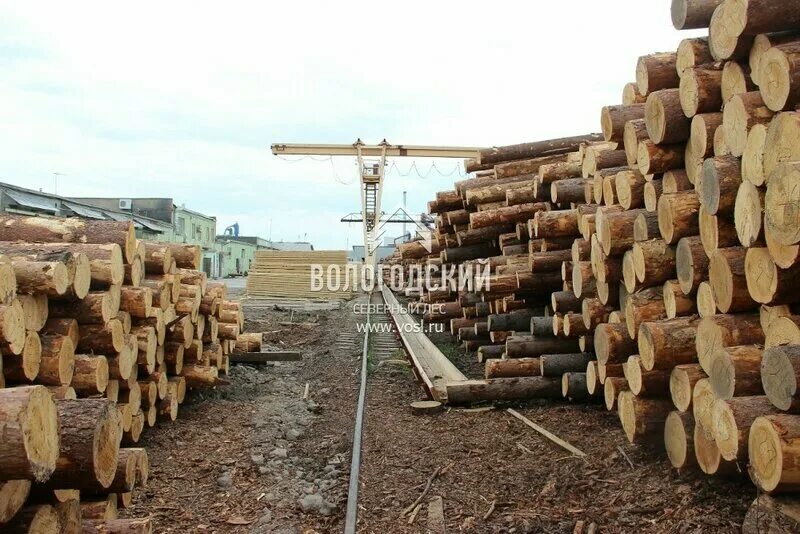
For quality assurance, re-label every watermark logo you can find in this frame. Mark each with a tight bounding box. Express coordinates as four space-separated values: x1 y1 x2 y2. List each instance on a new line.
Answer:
368 205 433 255
309 262 491 293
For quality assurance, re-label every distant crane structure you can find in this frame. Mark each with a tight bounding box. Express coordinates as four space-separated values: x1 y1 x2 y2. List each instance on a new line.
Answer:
270 140 483 266
223 222 240 237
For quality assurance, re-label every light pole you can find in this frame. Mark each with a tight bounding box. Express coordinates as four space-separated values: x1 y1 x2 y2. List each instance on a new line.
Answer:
53 173 65 195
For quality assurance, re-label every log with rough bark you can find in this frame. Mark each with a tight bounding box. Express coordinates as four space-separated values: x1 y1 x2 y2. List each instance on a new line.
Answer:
765 161 800 247
167 244 201 270
692 377 717 434
723 92 774 157
477 134 603 166
712 395 779 462
637 53 680 95
470 203 548 230
679 64 723 117
695 313 764 373
539 353 593 377
657 191 701 244
632 239 676 288
505 336 580 358
615 170 647 210
625 357 671 397
0 216 136 263
44 398 122 490
0 386 59 483
485 357 540 379
745 247 800 305
760 41 800 112
646 88 691 144
749 414 800 493
709 246 758 313
604 376 628 411
670 364 708 412
618 391 672 443
625 286 667 339
638 316 699 371
562 372 593 401
71 355 109 396
602 105 646 144
670 0 723 30
708 344 764 399
762 345 800 411
594 322 638 365
623 119 649 165
665 410 697 469
663 279 697 318
701 155 742 215
445 377 562 403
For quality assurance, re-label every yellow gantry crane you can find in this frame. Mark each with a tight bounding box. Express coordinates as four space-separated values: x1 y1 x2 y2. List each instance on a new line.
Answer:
270 139 484 266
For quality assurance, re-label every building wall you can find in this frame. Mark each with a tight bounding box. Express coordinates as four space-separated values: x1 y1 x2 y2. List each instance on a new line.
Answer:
216 239 258 277
167 207 216 249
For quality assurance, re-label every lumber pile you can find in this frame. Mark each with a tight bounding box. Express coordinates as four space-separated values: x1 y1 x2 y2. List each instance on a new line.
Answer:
246 250 355 299
0 215 255 532
390 0 800 503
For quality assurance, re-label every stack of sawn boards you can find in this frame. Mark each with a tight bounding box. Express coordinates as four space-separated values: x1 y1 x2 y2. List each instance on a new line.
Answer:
246 250 355 300
0 215 259 533
394 0 800 526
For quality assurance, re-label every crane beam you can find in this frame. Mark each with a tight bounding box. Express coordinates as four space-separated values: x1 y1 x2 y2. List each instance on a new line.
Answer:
271 143 483 159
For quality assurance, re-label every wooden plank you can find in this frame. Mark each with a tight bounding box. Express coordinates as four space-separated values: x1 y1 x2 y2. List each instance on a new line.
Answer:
229 352 302 363
506 408 586 457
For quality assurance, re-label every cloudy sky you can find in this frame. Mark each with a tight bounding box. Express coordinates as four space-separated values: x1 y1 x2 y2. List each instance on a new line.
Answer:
0 1 702 249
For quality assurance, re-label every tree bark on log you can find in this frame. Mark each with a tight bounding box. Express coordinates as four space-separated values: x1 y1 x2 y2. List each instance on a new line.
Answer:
762 345 800 411
709 246 759 313
701 155 742 215
445 377 562 404
708 344 764 399
712 395 780 462
723 91 774 157
0 217 136 264
0 386 59 483
44 398 122 490
679 65 723 117
657 191 701 244
594 323 638 365
477 134 603 166
665 410 697 469
749 414 800 493
618 391 673 443
670 0 723 30
646 88 691 144
601 104 646 143
637 53 680 95
540 353 593 377
505 336 580 358
484 357 540 379
670 363 708 412
638 316 700 371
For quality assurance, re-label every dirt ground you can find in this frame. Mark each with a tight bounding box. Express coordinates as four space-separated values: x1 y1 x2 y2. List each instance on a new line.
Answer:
125 293 756 533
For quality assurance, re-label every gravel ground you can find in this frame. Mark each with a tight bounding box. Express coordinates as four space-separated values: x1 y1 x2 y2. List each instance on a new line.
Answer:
124 295 755 533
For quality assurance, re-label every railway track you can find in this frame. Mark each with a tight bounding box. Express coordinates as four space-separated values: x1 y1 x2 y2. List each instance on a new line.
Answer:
342 290 402 533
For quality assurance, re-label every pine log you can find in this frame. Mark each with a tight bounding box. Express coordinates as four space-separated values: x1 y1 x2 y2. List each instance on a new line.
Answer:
625 286 667 339
485 357 539 379
657 191 701 244
670 363 708 412
708 344 764 399
749 414 800 493
699 205 740 257
663 279 697 318
444 377 562 403
594 322 637 365
618 391 672 443
604 376 628 411
742 123 768 186
637 53 680 95
696 313 763 373
679 64 723 117
760 42 800 112
505 336 580 358
71 355 109 396
539 353 593 377
0 217 136 263
44 398 122 490
638 316 700 371
742 494 800 533
562 372 593 401
709 246 758 313
701 155 742 215
615 169 647 210
665 410 697 469
0 386 59 482
646 88 691 144
712 395 779 461
623 119 649 165
723 92 774 157
670 0 723 30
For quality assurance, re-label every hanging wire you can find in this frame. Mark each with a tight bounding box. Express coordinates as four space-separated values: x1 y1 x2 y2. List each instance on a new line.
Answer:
273 154 468 184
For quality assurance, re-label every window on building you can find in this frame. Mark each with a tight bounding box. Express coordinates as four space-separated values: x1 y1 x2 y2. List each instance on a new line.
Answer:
176 217 185 235
206 228 210 243
192 223 196 239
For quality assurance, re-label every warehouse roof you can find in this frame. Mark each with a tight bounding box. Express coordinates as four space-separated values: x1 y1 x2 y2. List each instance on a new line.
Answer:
0 182 173 232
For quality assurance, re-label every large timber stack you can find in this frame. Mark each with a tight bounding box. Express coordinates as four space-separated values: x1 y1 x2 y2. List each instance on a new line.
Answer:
0 215 260 533
246 250 355 299
392 0 800 524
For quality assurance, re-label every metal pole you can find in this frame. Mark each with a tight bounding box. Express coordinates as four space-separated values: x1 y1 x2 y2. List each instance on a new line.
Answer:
402 190 407 240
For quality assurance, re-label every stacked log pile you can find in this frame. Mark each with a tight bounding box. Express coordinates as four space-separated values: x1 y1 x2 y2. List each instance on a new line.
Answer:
0 215 256 532
392 0 800 508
